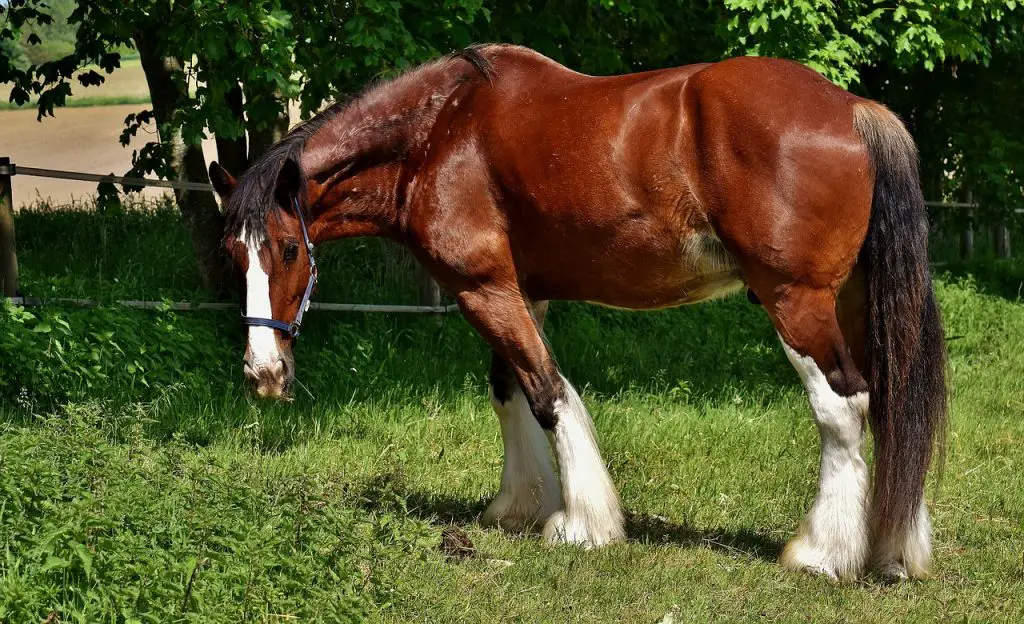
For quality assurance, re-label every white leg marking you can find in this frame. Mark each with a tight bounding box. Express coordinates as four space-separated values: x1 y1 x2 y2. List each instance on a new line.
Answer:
543 374 625 548
483 386 562 531
872 497 932 580
242 234 281 371
781 340 870 580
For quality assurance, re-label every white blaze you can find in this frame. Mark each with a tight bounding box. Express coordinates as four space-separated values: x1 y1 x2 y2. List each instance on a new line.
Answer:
242 232 281 369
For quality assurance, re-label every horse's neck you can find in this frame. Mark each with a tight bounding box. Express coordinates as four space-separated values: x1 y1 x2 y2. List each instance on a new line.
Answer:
302 63 471 182
302 60 477 243
307 161 403 242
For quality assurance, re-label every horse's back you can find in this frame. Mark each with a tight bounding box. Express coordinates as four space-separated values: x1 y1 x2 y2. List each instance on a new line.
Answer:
453 56 708 306
423 48 876 307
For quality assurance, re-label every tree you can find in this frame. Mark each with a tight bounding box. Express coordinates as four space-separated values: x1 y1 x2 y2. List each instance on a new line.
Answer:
3 0 1022 292
3 0 488 292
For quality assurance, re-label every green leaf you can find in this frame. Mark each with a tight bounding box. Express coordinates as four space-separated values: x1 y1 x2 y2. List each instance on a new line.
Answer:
73 542 94 578
40 555 70 573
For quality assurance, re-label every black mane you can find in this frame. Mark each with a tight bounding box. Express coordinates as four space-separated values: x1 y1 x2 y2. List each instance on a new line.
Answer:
223 46 494 246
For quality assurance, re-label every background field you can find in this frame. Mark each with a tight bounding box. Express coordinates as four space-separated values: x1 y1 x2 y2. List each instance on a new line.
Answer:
0 59 306 207
2 203 1023 622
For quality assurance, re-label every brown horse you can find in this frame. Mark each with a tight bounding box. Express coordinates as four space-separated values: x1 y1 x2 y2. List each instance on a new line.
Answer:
210 44 947 581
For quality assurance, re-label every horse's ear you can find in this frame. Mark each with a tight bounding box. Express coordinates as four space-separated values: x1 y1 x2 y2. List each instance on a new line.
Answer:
275 157 303 212
209 161 237 199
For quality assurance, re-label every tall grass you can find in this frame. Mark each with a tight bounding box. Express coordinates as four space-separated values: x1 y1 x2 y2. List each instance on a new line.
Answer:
2 200 1023 622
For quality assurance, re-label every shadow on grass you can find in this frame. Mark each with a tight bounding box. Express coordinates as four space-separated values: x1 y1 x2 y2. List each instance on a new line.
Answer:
2 296 799 449
350 473 783 564
625 512 783 562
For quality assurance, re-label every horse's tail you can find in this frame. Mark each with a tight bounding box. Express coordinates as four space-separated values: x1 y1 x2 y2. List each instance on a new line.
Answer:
853 102 948 556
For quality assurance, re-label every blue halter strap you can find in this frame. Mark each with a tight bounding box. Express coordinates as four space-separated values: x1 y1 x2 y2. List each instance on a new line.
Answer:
242 195 318 339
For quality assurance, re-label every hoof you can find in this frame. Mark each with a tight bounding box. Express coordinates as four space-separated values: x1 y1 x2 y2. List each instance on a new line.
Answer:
780 535 864 581
870 551 930 581
873 560 910 582
482 489 559 533
542 510 624 549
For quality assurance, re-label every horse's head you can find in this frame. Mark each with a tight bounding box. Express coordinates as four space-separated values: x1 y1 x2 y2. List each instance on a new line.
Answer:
211 159 316 399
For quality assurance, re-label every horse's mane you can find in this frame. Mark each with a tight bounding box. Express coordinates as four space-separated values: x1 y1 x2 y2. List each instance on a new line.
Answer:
224 46 495 245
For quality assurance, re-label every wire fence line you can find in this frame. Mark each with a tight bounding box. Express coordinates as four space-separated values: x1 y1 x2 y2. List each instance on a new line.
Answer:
925 199 1024 214
10 165 214 193
3 296 459 314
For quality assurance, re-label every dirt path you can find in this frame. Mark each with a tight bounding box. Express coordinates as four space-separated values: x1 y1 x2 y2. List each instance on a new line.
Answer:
0 105 218 207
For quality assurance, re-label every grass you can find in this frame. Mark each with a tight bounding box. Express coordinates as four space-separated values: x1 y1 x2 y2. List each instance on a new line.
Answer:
2 201 1024 622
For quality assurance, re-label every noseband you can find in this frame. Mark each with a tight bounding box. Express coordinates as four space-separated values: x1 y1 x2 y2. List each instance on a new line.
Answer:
242 195 318 339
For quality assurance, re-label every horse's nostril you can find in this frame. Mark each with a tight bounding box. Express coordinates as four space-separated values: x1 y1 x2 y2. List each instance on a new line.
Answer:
243 361 258 381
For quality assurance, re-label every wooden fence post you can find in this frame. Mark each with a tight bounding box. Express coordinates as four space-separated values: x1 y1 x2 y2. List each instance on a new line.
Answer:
960 190 975 261
993 218 1012 259
0 157 19 297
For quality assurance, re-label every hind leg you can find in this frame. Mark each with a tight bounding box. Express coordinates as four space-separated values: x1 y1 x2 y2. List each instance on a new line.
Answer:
836 272 933 580
482 302 562 532
767 285 872 580
871 500 931 580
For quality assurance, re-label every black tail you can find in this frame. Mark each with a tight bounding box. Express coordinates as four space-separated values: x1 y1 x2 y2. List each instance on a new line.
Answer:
853 103 948 544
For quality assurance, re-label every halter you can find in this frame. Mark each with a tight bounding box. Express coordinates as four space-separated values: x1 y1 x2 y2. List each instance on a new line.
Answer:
242 195 318 339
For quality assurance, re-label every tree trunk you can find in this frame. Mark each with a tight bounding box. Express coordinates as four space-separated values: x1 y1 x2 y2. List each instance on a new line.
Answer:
961 190 975 261
416 262 441 308
215 82 249 176
134 31 229 294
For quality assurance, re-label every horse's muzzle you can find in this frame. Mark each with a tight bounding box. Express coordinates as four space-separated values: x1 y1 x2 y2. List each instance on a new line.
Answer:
244 357 292 399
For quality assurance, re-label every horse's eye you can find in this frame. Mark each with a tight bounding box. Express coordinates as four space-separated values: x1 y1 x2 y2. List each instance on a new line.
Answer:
283 241 299 264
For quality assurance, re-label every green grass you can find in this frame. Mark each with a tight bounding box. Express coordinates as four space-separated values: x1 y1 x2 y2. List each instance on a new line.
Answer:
2 202 1024 622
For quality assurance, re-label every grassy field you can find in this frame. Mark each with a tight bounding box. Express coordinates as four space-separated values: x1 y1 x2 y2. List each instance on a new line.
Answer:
0 58 150 111
2 203 1023 622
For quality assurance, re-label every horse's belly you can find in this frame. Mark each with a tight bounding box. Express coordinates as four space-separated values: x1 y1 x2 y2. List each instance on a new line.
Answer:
524 230 745 309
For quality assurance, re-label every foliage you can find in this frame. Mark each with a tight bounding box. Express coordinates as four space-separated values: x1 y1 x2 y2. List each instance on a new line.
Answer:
0 298 235 408
15 0 76 65
3 0 1023 262
720 0 1014 86
0 28 27 69
717 1 1024 209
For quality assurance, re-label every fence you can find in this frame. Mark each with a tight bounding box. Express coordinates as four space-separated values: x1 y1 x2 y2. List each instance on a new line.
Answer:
927 191 1021 261
0 156 455 314
0 156 1019 305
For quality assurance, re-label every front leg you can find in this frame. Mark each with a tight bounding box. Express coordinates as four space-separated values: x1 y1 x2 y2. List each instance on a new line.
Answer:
459 286 625 548
483 352 562 532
